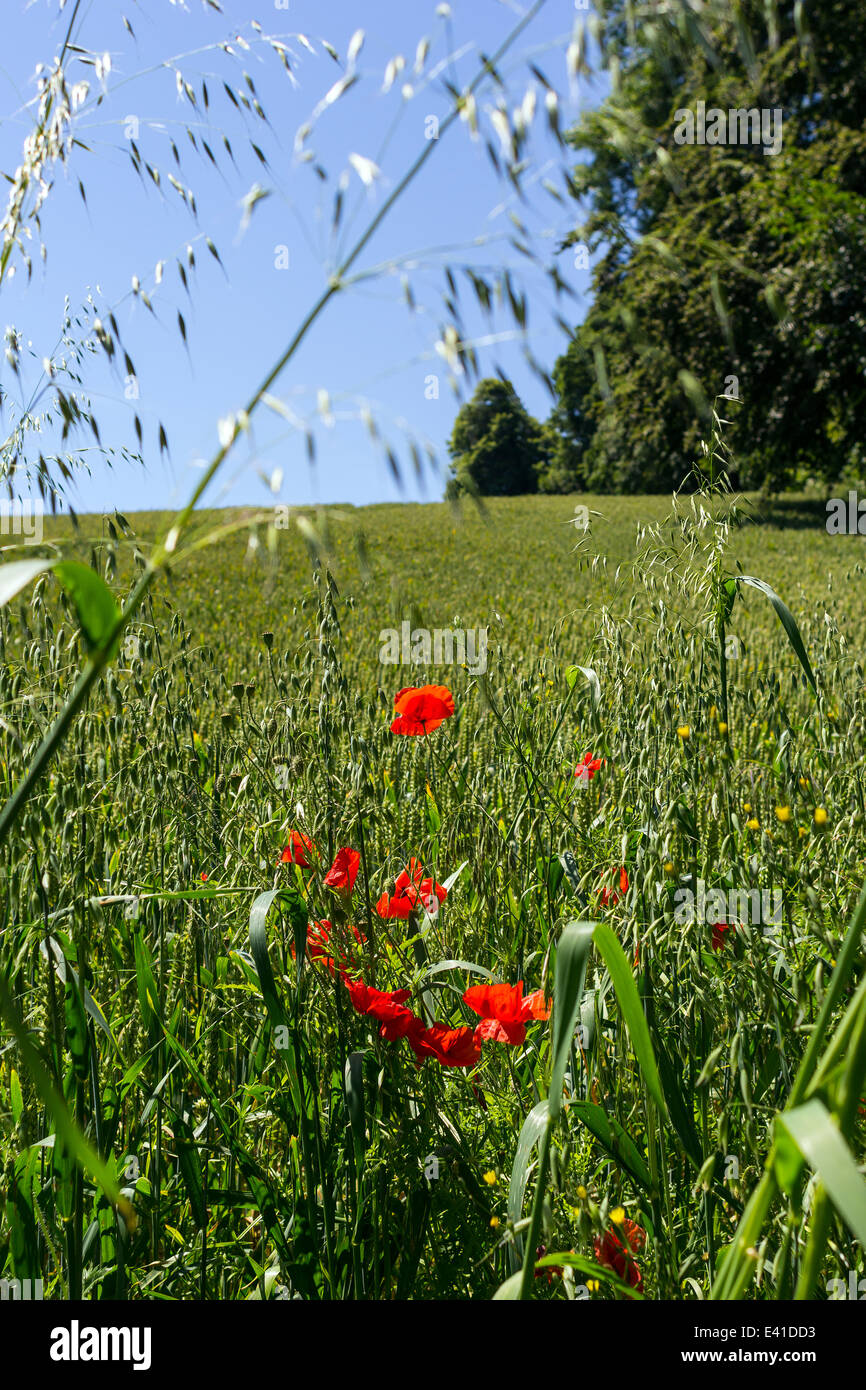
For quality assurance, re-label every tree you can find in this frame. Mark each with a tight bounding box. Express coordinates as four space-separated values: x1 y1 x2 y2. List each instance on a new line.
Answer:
446 378 546 496
550 0 866 492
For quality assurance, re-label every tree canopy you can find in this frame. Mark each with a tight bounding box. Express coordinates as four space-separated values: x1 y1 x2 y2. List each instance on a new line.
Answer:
545 0 866 493
446 377 548 497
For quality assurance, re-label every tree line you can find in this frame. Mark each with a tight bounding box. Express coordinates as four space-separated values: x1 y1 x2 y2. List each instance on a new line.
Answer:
448 0 866 497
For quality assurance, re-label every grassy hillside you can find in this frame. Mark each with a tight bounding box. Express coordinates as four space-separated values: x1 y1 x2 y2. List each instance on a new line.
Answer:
1 487 865 1301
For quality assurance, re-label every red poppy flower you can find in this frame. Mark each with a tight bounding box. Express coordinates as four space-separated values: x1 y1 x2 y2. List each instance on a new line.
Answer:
376 859 447 919
593 1218 645 1292
711 921 736 952
323 846 360 894
599 866 629 907
374 887 416 920
200 871 208 882
574 752 604 783
295 920 365 975
395 858 447 915
409 1022 482 1069
463 981 551 1047
380 1010 425 1043
390 685 455 736
342 979 421 1039
279 830 314 867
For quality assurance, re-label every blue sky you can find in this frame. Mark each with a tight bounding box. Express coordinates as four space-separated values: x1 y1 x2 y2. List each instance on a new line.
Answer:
0 0 602 514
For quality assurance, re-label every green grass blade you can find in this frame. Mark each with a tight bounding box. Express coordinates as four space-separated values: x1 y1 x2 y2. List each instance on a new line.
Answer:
653 1029 703 1168
0 558 52 605
593 923 667 1115
549 920 594 1120
568 1099 654 1193
506 1098 549 1270
778 1099 866 1248
52 560 123 655
249 888 289 1028
738 575 817 693
0 973 124 1212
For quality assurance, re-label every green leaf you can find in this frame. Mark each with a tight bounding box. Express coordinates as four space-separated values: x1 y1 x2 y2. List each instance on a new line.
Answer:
0 559 123 657
133 930 160 1036
773 1120 806 1195
777 1100 866 1247
440 860 468 894
549 921 594 1120
9 1067 23 1126
0 558 53 606
175 1114 208 1228
42 937 116 1047
565 664 601 708
653 1030 703 1168
418 958 493 981
506 1099 549 1269
494 1251 645 1301
492 1271 524 1300
63 969 91 1085
53 560 123 656
9 1150 40 1280
719 576 738 625
535 1251 646 1299
0 973 123 1212
249 889 290 1027
593 922 667 1115
248 889 303 1112
738 575 816 693
344 1052 365 1151
568 1099 654 1193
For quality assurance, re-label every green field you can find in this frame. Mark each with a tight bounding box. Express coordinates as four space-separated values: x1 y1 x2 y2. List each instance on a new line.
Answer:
2 487 866 1301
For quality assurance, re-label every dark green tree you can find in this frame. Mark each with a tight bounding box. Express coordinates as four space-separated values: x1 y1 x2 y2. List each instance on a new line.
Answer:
446 377 546 496
551 0 866 492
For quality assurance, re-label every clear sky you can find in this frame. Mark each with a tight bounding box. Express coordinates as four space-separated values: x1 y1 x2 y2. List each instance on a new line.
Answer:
0 0 602 515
